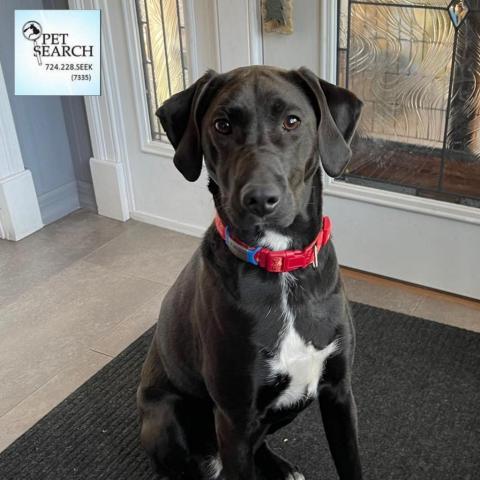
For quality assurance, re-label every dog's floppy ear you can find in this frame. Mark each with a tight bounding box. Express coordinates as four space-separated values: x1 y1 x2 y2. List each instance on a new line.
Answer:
156 70 217 181
296 67 363 178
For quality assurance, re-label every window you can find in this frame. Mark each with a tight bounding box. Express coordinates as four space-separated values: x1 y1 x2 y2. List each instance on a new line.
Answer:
136 0 188 141
337 0 480 207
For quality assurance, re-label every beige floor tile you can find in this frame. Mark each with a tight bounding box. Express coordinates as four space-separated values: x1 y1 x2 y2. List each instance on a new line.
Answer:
0 260 162 416
412 296 480 333
342 268 480 332
343 276 423 316
0 348 111 453
83 221 200 285
90 288 169 357
0 210 135 308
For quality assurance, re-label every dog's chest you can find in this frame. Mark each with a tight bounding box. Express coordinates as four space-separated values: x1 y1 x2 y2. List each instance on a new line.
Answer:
269 323 338 409
257 232 338 410
266 274 338 409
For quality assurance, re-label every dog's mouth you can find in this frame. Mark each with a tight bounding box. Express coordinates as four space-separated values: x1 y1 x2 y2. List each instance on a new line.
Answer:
221 201 296 238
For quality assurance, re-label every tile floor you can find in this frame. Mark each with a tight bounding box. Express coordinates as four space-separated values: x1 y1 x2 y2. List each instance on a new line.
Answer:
0 209 479 452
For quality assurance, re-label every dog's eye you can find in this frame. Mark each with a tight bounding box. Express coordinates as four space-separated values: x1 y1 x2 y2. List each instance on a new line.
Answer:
214 119 232 135
283 115 301 131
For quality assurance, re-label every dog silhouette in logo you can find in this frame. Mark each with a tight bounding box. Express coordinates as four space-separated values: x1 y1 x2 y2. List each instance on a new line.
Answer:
23 23 40 39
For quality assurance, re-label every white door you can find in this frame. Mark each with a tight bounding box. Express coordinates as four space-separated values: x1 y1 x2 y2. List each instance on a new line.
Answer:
77 0 480 299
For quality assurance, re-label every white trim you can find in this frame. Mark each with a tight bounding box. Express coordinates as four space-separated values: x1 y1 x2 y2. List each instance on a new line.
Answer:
69 0 134 221
190 0 221 75
90 158 129 221
0 171 43 241
0 65 24 178
319 0 337 82
215 0 264 71
247 0 264 65
325 182 480 225
122 0 159 156
0 60 43 240
131 210 206 238
184 0 203 80
138 139 175 157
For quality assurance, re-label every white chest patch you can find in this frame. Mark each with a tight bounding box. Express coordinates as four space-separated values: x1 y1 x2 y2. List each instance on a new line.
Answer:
258 232 339 409
266 271 339 409
270 322 339 408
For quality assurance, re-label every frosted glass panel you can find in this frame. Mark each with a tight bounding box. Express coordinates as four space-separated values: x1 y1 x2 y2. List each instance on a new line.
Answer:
338 0 480 207
136 0 188 141
349 5 453 147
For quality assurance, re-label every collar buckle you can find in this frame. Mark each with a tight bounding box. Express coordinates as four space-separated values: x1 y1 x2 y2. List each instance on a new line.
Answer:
263 250 308 273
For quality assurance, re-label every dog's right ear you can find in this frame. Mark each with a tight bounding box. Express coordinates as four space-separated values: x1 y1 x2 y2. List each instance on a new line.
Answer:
156 70 217 182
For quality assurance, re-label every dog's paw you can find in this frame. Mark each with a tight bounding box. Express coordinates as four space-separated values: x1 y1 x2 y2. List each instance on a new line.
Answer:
286 472 305 480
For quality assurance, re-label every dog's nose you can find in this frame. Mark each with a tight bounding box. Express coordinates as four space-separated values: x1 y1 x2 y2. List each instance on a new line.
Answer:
241 185 281 217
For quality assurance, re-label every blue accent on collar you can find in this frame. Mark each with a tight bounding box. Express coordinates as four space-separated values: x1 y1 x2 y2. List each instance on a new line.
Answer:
224 225 260 265
247 247 261 265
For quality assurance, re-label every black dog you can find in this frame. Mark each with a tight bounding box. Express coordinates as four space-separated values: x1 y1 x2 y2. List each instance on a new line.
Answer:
137 66 363 480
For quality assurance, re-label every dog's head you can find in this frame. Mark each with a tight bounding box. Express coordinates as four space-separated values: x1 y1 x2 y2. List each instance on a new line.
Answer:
157 66 362 231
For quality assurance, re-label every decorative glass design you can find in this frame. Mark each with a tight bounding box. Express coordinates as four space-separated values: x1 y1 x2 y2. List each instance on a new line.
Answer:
337 0 480 207
136 0 188 141
448 0 470 27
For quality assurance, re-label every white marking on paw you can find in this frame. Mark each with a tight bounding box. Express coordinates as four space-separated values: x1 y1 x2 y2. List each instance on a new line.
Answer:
287 473 305 480
202 454 223 479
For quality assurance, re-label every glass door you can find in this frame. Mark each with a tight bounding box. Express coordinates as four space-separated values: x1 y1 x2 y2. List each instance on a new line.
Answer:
135 0 189 142
337 0 480 207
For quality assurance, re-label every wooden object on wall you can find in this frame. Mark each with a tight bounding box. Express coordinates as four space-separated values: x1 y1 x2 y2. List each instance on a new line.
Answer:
262 0 293 34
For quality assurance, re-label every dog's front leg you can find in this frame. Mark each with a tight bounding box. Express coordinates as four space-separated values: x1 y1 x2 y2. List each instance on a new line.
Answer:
318 379 363 480
214 409 257 480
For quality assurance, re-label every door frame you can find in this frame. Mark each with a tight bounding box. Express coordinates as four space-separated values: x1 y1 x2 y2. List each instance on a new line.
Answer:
0 61 43 240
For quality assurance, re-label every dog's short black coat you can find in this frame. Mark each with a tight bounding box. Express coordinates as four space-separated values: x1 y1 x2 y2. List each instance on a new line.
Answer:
137 66 364 480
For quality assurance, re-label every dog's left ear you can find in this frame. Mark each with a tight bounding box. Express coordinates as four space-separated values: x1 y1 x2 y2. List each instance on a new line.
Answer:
296 67 363 178
156 70 217 182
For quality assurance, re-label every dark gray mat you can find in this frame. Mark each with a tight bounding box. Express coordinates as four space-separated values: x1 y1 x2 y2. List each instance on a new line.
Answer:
1 303 479 479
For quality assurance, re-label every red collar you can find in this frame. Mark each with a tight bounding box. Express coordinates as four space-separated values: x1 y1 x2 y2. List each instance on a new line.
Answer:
214 215 332 273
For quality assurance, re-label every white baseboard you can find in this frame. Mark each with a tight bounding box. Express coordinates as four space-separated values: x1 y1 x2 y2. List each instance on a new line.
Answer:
90 158 129 221
38 180 81 225
131 210 207 238
0 170 43 241
77 180 97 212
